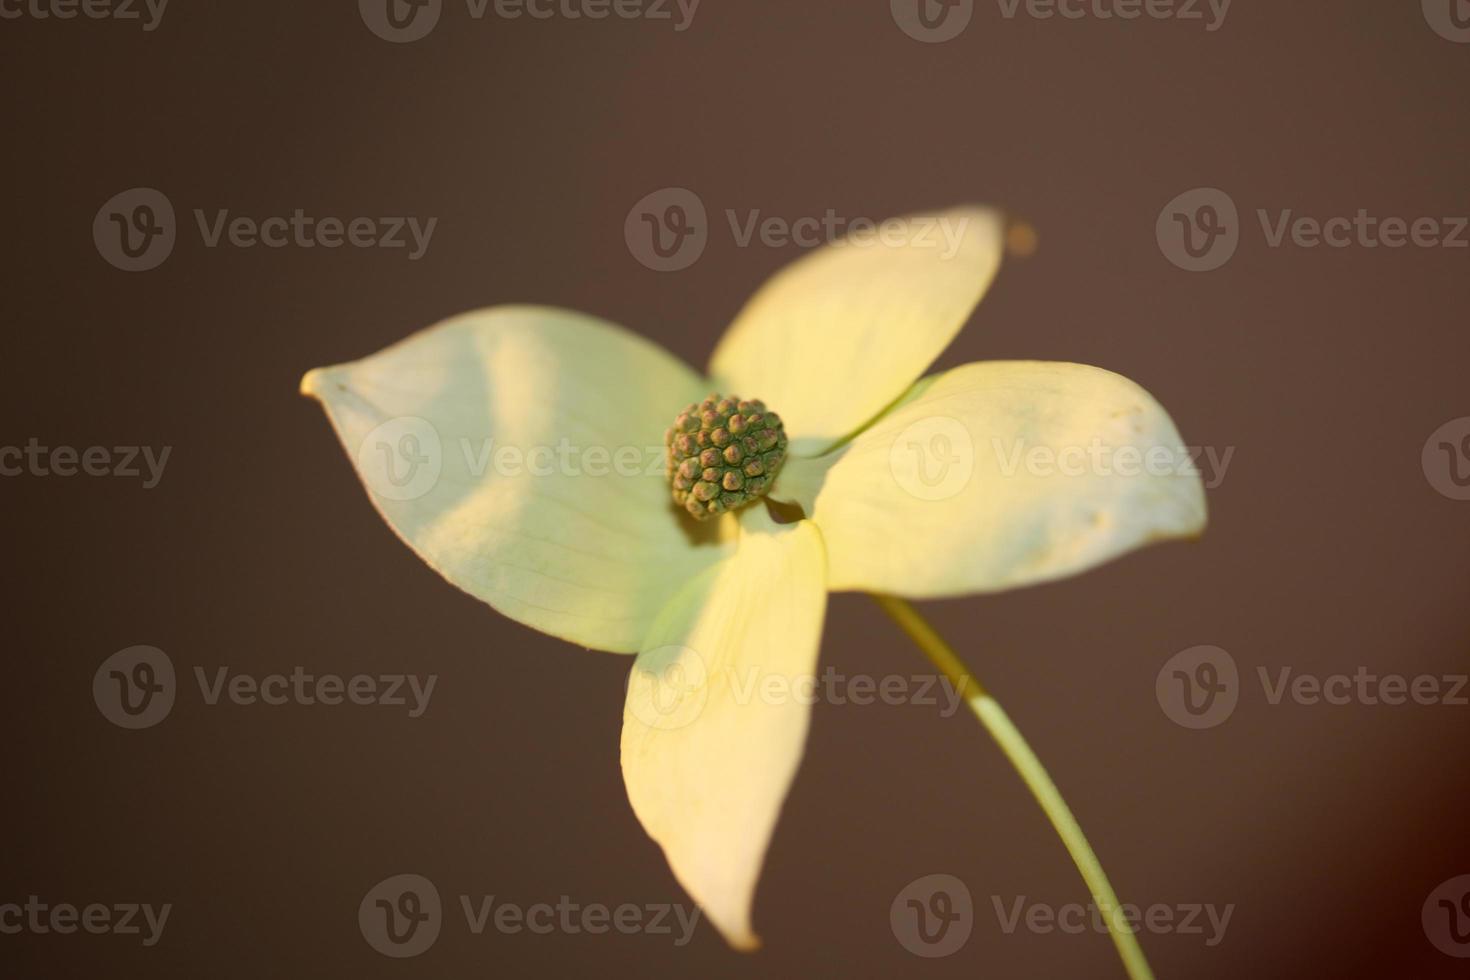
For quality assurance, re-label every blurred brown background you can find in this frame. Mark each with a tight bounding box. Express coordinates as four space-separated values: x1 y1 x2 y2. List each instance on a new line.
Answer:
3 0 1469 976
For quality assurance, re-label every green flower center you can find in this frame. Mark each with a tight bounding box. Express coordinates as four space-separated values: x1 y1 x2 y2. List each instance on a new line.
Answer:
665 394 789 520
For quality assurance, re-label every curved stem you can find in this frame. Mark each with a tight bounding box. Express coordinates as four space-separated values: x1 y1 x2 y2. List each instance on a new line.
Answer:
873 594 1155 980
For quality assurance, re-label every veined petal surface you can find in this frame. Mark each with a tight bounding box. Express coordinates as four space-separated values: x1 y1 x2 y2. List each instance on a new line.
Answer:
621 506 827 948
708 207 1005 455
783 361 1207 596
302 305 729 652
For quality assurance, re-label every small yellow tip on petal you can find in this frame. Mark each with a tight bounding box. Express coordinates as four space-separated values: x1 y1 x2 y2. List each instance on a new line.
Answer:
1006 219 1039 258
299 367 330 399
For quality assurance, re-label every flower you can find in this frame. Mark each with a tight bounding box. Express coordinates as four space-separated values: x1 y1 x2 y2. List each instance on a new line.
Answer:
300 206 1207 950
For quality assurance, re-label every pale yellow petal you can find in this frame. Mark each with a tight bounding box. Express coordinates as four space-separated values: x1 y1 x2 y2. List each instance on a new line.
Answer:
621 506 827 949
302 305 732 653
708 207 1005 455
782 361 1206 596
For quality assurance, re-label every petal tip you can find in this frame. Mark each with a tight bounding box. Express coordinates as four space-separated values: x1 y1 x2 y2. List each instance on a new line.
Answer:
299 367 327 398
300 366 347 400
1178 477 1210 537
700 901 761 952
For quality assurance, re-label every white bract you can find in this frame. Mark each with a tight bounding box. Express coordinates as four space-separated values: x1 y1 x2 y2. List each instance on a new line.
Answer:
302 206 1206 950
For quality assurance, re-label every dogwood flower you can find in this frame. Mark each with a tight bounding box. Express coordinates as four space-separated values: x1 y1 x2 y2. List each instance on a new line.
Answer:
301 206 1206 954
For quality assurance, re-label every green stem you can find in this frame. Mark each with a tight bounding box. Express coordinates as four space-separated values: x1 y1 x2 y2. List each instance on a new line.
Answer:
873 594 1155 980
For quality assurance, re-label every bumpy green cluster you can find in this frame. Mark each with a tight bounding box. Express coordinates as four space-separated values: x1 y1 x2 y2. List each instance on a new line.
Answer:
666 394 789 520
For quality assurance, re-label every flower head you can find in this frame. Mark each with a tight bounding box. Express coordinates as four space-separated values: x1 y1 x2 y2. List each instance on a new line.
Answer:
666 394 788 519
301 206 1206 949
